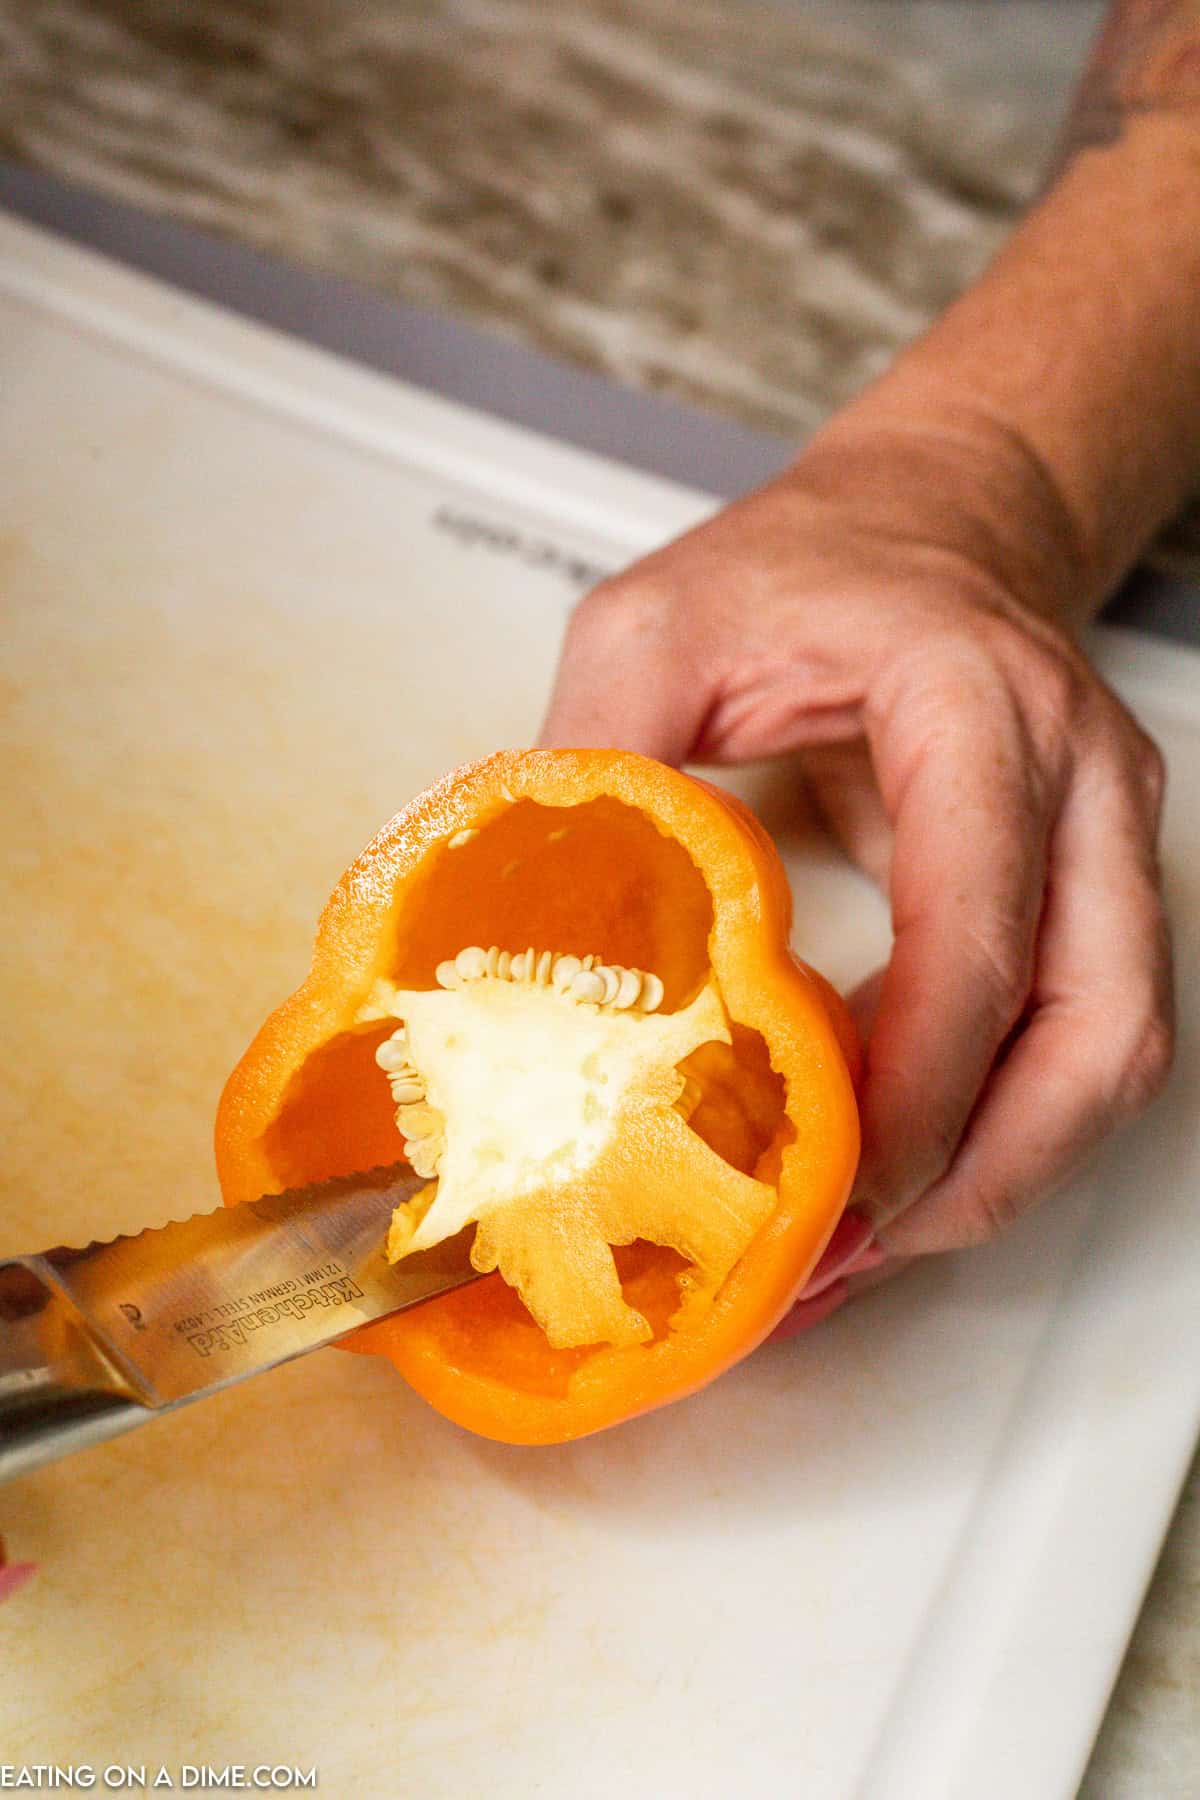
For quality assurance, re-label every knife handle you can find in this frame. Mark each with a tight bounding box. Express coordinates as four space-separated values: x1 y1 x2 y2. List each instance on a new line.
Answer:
0 1258 153 1483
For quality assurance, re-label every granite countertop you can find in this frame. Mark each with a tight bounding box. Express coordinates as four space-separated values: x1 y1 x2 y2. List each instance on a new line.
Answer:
0 0 1195 1791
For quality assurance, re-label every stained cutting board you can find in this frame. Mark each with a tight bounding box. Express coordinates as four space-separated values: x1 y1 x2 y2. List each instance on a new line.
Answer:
1 210 1198 1800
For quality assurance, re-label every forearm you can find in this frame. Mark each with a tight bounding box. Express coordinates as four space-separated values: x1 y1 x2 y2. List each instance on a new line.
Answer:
807 1 1200 625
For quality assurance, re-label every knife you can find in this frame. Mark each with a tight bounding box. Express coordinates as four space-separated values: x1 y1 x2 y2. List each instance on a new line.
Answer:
0 1165 480 1484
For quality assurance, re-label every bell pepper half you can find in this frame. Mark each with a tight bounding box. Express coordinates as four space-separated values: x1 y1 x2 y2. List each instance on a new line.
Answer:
215 750 860 1443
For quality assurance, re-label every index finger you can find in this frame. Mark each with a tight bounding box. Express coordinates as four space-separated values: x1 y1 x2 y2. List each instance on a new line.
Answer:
855 649 1059 1225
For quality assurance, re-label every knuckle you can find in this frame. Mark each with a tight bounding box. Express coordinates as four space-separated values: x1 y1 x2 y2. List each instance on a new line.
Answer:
905 613 1084 798
1131 727 1167 819
1041 662 1087 743
968 609 1091 765
569 576 673 645
964 915 1035 1025
1013 640 1088 757
1113 1004 1176 1116
920 1110 964 1193
970 1184 1024 1246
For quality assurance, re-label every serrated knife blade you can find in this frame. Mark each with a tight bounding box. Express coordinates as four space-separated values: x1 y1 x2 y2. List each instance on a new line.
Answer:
0 1165 480 1483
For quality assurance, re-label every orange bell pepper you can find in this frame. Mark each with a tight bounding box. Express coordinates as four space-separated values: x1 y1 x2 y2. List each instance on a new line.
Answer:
215 750 860 1443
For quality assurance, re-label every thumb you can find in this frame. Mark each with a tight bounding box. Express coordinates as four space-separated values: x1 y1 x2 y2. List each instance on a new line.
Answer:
538 585 708 764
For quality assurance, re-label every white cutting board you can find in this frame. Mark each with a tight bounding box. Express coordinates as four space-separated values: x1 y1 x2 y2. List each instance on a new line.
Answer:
1 212 1198 1800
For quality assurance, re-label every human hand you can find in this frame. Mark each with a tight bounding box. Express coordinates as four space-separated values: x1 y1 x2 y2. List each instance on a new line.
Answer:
540 417 1174 1315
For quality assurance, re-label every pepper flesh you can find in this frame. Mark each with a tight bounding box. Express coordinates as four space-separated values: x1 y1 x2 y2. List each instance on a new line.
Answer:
215 749 861 1444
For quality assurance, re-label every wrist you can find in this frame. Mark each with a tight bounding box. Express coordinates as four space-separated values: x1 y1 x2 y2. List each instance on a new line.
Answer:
790 404 1096 632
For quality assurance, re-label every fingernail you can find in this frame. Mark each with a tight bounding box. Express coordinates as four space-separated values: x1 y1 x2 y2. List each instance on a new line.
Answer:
800 1209 881 1299
0 1562 37 1603
768 1280 852 1340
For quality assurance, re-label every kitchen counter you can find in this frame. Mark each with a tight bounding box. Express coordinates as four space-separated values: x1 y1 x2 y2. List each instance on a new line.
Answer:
0 2 1195 1792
